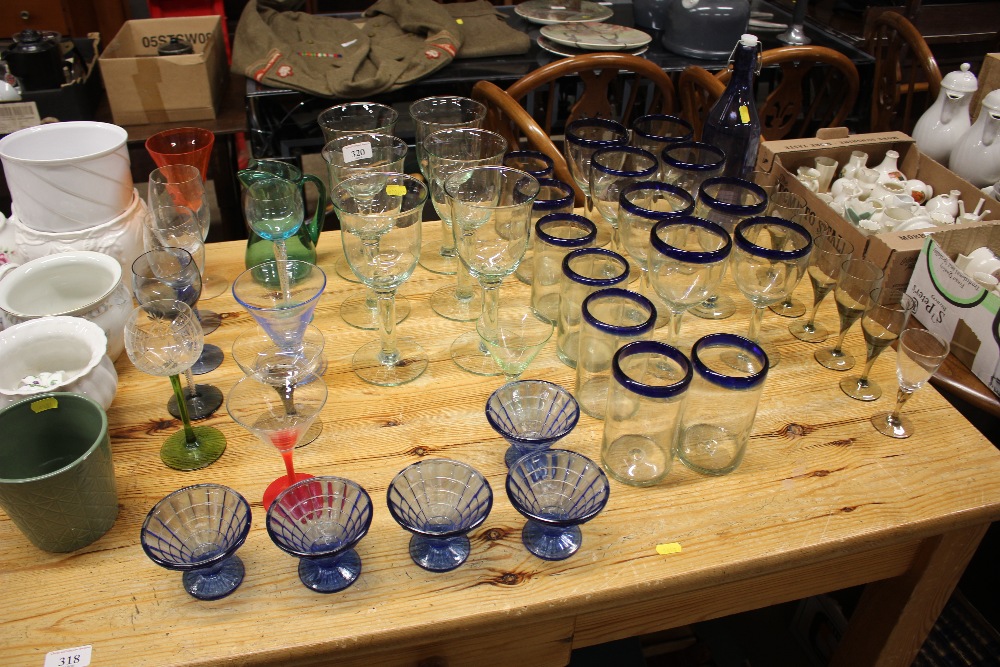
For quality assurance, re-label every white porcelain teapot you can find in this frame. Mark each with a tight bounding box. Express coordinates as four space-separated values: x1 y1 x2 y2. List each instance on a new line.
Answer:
912 63 978 166
950 89 1000 187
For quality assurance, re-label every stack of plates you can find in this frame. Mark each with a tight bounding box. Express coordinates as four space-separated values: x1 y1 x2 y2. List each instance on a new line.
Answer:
515 1 652 57
515 0 614 25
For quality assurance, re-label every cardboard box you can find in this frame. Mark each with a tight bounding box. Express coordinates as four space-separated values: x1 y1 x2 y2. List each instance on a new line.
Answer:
971 53 1000 123
99 16 227 125
905 226 1000 398
757 131 1000 296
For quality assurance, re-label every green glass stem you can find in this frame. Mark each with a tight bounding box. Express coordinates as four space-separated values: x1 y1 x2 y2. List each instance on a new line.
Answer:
169 374 198 446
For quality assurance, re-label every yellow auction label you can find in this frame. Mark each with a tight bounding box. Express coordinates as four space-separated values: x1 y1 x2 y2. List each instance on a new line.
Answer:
456 18 464 24
655 542 682 555
739 105 750 124
386 185 407 196
31 397 59 413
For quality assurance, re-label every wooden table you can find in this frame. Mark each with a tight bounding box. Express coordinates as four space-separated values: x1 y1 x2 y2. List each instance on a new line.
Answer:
2 220 1000 667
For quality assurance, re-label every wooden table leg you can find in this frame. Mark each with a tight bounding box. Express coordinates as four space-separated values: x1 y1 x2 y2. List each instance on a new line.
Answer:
830 523 988 667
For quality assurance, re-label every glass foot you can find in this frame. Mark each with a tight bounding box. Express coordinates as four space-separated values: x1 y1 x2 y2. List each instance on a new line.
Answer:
352 337 428 386
790 320 830 343
264 472 314 510
769 298 805 318
190 344 224 375
451 330 502 376
298 550 361 593
341 293 410 330
522 520 581 560
167 384 223 420
871 411 912 438
430 284 482 322
335 255 361 284
601 435 670 487
418 242 459 275
195 309 221 335
409 534 470 571
841 376 882 401
815 347 855 371
199 273 229 300
160 425 227 471
181 555 244 600
594 223 612 249
296 418 323 449
690 294 736 320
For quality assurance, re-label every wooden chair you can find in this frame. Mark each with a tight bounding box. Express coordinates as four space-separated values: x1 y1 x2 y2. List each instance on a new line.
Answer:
679 45 860 141
864 11 942 134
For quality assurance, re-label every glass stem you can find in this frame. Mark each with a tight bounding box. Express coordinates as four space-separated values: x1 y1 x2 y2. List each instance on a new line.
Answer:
803 296 824 331
275 383 297 416
281 450 296 484
747 305 766 343
666 310 684 345
857 352 880 385
364 287 378 313
184 369 198 398
480 282 501 338
169 374 198 446
832 326 849 355
440 219 455 255
455 259 475 302
889 387 914 424
377 289 400 364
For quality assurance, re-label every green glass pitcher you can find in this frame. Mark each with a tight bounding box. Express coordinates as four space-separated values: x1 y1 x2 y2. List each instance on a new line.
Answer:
238 158 327 270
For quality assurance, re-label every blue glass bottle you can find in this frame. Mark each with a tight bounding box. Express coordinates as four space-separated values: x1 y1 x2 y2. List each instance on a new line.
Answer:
701 34 762 179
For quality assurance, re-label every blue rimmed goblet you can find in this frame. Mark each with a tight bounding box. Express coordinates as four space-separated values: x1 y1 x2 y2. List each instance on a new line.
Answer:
486 379 580 467
140 483 251 601
266 476 373 593
565 117 628 225
386 459 493 572
505 449 610 561
590 145 658 261
659 141 726 196
630 114 694 177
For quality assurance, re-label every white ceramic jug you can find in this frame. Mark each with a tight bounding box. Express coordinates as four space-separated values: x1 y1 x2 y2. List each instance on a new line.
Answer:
912 63 978 166
950 90 1000 187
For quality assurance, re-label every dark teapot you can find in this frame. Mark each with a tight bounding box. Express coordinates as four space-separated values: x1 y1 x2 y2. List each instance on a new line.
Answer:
3 29 65 91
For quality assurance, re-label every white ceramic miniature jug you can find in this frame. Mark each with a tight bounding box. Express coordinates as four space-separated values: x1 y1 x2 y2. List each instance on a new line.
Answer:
872 150 905 183
912 63 978 166
950 89 1000 187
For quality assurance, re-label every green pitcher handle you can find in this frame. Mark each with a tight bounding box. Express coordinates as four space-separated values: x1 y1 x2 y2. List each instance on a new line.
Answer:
300 173 327 244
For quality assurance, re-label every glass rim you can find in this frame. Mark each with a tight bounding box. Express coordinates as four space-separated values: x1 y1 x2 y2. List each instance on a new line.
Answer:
408 95 486 124
612 340 692 398
619 181 695 219
565 118 628 147
691 333 769 389
650 216 732 264
698 177 769 215
591 146 658 178
632 114 694 143
536 213 597 247
232 260 328 313
562 248 630 286
733 216 812 260
582 287 657 336
661 140 726 170
533 178 576 210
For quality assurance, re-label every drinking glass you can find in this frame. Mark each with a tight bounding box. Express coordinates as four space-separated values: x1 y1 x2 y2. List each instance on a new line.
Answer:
564 117 628 225
243 177 305 299
425 129 507 319
871 328 950 438
789 235 855 343
145 127 214 184
318 102 398 143
332 172 429 386
530 213 597 323
660 141 726 197
648 216 732 346
477 303 554 382
504 150 554 178
227 372 327 509
689 177 769 320
147 163 227 299
485 379 580 468
630 114 694 179
445 165 540 375
515 178 576 285
124 300 227 471
322 132 411 329
232 260 326 352
557 248 631 368
590 146 658 258
617 181 696 328
765 191 809 318
841 291 916 401
729 216 812 369
815 258 884 371
131 247 223 420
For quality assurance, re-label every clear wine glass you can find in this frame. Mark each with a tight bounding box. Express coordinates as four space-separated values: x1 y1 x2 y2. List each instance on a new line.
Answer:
332 172 429 386
445 165 540 375
789 235 856 343
124 299 227 471
564 117 628 227
243 176 305 299
815 258 884 371
765 191 809 318
148 163 227 299
318 101 398 144
871 328 950 438
729 216 812 369
648 216 732 346
131 247 224 420
589 146 658 260
841 291 916 401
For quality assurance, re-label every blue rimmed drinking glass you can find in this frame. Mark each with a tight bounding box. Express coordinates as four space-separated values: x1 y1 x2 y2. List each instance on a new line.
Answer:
564 117 628 227
516 177 576 285
630 114 694 179
486 379 581 467
602 340 693 487
557 247 631 368
531 213 597 323
504 150 555 178
506 449 611 560
590 145 658 257
660 141 726 197
648 216 732 346
690 176 769 320
386 459 494 572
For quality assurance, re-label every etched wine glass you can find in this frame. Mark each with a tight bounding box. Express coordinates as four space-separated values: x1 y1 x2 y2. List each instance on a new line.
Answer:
815 258 884 371
841 291 916 401
789 235 855 343
871 328 949 438
124 299 227 471
332 172 429 386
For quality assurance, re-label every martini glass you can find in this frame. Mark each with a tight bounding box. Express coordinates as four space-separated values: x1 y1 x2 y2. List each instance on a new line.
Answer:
124 300 227 471
227 372 327 509
871 328 950 438
477 303 554 382
232 260 327 353
243 177 305 300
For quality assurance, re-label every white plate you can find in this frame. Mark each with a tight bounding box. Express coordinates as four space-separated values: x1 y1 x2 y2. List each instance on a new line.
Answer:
537 35 648 58
515 0 614 25
540 22 652 51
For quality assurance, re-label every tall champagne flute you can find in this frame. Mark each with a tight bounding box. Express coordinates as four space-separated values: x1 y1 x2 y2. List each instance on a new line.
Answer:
815 258 884 371
841 291 916 401
789 235 855 343
124 299 226 471
243 177 305 300
332 172 429 386
871 328 949 438
148 164 227 299
132 247 224 420
446 166 540 375
648 216 732 345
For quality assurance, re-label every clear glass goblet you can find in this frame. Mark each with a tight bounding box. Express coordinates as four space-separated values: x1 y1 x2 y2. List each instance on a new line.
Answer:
124 299 227 470
505 449 610 561
815 258 884 371
266 476 373 593
841 291 916 401
871 328 950 438
445 165 540 375
332 172 429 386
789 235 856 343
659 140 726 197
590 145 658 259
243 176 305 298
318 101 398 143
485 379 580 468
477 303 554 382
386 459 493 572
